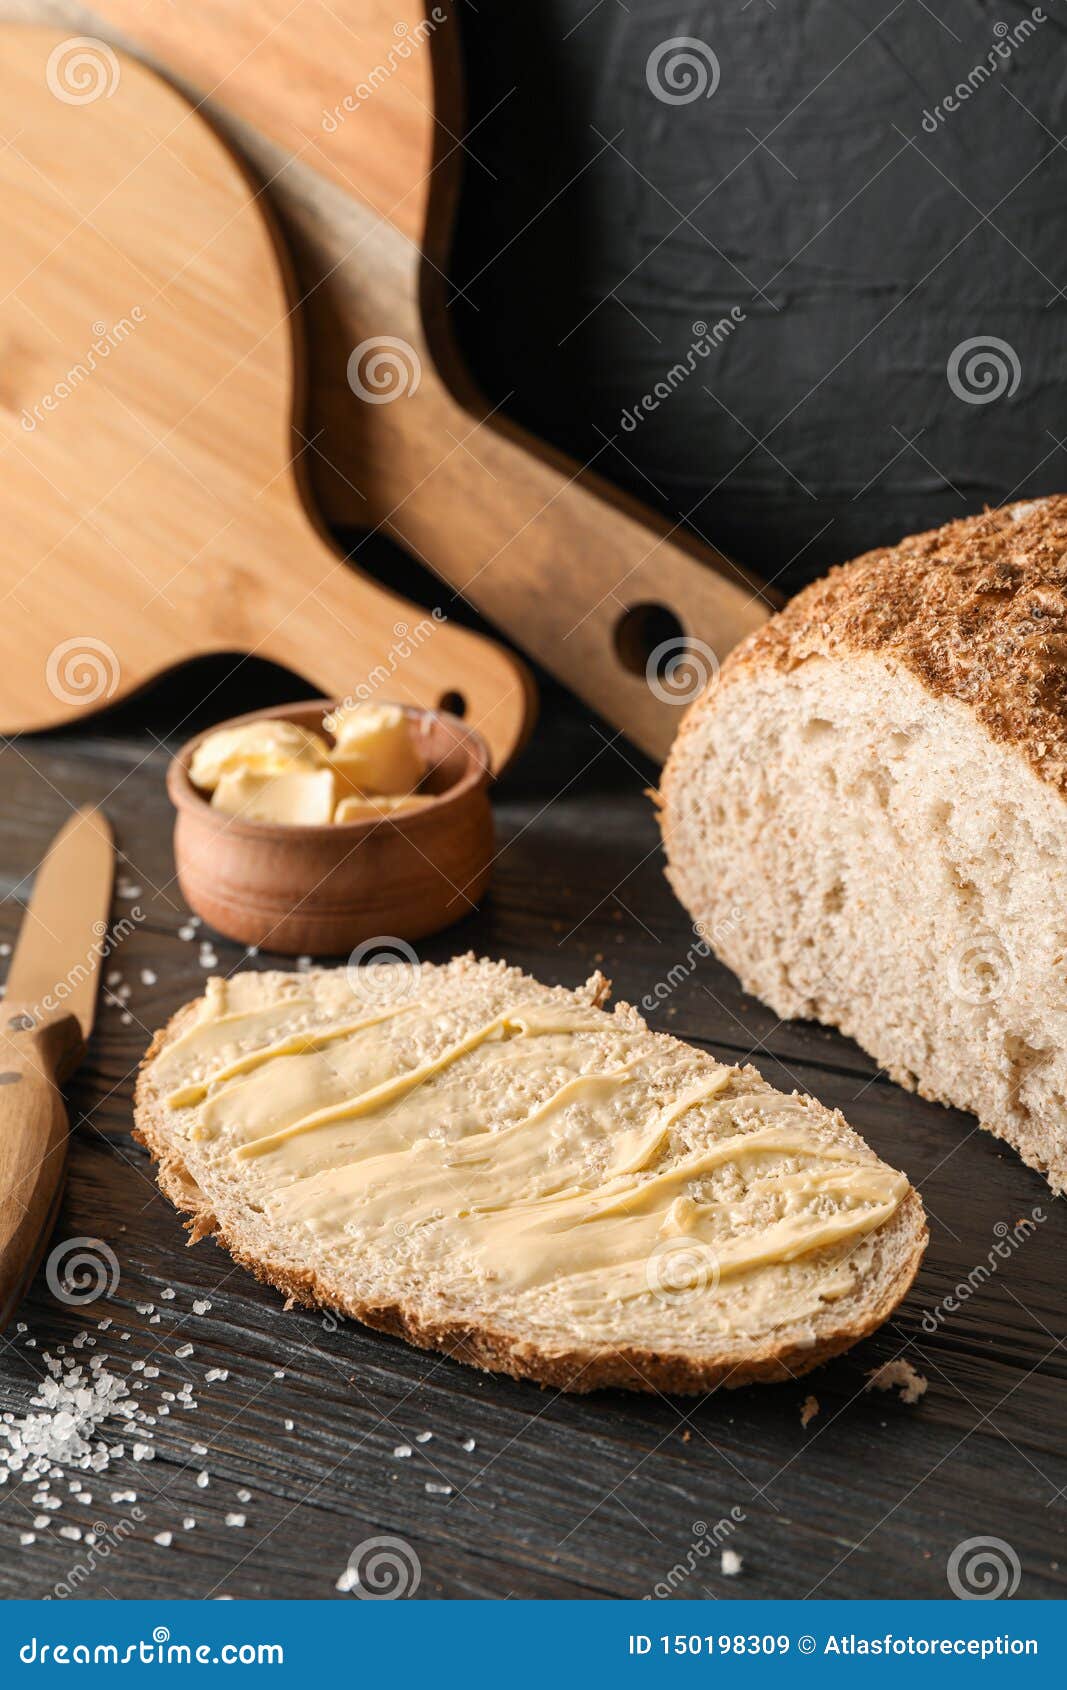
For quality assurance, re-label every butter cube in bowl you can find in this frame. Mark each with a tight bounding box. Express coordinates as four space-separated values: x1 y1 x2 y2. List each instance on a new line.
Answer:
167 700 492 954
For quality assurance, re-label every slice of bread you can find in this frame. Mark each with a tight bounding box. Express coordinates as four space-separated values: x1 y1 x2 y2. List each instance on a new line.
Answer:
660 497 1067 1195
134 955 925 1393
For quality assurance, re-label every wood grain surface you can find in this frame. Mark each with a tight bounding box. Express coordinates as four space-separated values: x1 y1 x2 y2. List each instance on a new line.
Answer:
0 24 532 771
1 3 773 764
0 631 1064 1601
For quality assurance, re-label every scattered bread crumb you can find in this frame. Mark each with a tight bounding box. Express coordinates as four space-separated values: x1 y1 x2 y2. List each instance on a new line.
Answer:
865 1359 927 1405
800 1394 820 1428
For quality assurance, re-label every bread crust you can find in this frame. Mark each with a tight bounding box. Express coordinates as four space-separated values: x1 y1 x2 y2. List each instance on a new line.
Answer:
133 976 927 1396
677 497 1067 799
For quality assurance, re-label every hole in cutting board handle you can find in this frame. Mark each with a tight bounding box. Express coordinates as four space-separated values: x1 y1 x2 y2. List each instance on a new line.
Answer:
613 604 688 682
437 690 467 718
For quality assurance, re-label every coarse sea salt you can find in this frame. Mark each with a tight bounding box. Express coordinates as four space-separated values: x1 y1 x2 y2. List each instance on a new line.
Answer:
1 1350 146 1488
1 1331 205 1553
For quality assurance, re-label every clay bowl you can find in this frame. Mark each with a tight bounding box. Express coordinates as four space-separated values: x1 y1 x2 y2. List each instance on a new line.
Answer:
167 701 493 956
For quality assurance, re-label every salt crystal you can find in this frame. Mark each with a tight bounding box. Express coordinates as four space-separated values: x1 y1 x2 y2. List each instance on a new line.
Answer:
19 1532 35 1545
415 1431 432 1444
154 1531 173 1547
393 1445 412 1459
192 1300 211 1315
461 1437 476 1452
225 1512 246 1527
425 1482 452 1495
721 1549 743 1577
196 1471 209 1488
175 1344 194 1360
236 1488 250 1503
59 1524 82 1541
336 1566 357 1593
283 1420 294 1432
183 1517 196 1531
178 924 196 941
161 1288 175 1300
141 970 158 986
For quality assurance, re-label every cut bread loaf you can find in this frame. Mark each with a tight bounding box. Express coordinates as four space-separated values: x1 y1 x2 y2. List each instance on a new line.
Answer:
134 955 925 1393
660 497 1067 1195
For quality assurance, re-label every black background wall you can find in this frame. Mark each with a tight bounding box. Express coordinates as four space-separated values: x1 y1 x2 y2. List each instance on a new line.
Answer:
451 0 1067 594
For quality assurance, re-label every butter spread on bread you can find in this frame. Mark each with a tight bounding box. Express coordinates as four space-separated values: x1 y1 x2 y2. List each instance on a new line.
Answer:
135 957 925 1393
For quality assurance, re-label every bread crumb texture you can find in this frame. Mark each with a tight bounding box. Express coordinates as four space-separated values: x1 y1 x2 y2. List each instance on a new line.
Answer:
660 496 1067 1195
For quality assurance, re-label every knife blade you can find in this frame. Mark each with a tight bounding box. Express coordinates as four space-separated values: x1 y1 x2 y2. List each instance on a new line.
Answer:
0 806 114 1328
6 805 114 1044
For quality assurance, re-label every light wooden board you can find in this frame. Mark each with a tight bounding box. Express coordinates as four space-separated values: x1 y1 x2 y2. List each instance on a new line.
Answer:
0 26 533 771
24 0 776 762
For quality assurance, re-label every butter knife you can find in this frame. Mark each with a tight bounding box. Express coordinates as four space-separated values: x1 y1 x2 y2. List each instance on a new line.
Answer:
0 807 114 1328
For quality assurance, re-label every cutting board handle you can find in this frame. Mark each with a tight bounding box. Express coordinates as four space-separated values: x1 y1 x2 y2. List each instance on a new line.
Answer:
337 221 775 763
249 524 536 773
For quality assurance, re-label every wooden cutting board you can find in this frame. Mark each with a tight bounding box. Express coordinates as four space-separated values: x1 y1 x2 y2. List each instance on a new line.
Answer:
79 0 775 760
0 26 534 772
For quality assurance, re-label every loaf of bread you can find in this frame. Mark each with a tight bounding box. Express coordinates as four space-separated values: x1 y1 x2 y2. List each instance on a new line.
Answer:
135 956 925 1393
659 498 1067 1194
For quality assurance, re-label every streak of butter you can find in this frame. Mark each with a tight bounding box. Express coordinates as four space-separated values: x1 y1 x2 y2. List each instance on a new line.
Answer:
161 987 908 1334
211 767 336 825
326 703 424 796
190 720 327 792
334 793 434 824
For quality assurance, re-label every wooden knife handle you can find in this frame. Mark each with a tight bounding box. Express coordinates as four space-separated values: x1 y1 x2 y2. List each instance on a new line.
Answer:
0 1007 80 1330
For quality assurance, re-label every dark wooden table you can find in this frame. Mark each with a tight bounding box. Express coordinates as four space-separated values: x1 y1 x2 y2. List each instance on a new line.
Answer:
1 592 1065 1602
